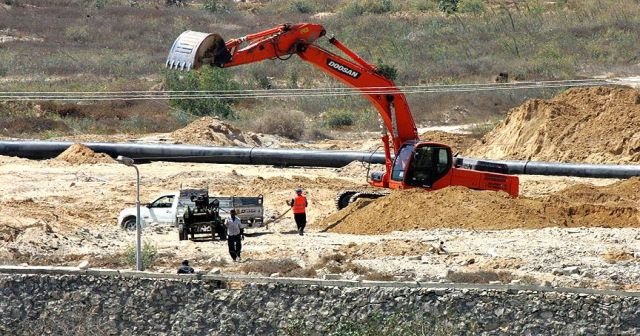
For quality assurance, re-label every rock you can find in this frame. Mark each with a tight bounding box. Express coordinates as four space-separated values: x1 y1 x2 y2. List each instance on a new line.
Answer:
78 260 90 270
270 273 280 278
562 266 580 275
510 279 522 285
209 268 222 275
407 255 421 261
551 268 563 276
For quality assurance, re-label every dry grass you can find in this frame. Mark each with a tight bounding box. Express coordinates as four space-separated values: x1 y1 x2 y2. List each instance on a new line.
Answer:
446 270 514 284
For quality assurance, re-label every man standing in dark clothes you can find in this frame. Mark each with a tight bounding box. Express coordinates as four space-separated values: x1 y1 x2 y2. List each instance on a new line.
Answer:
177 260 194 274
225 209 243 262
288 188 308 236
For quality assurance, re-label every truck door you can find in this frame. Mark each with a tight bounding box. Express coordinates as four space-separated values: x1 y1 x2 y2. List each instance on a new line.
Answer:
147 195 176 225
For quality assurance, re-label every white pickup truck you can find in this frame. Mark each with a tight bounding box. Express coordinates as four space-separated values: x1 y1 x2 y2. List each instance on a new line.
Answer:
117 190 264 231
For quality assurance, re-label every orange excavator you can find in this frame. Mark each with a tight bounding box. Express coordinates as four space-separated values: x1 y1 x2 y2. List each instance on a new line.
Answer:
166 23 519 209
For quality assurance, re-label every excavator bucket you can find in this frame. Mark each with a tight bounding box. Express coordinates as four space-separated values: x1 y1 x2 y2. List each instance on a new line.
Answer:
166 31 231 70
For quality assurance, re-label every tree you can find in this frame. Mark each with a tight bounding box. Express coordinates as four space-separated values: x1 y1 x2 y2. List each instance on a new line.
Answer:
164 66 240 118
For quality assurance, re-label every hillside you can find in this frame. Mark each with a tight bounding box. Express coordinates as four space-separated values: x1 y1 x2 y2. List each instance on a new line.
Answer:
1 0 640 139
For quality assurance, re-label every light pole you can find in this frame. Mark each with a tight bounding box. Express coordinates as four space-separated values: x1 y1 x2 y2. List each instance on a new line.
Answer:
116 155 143 271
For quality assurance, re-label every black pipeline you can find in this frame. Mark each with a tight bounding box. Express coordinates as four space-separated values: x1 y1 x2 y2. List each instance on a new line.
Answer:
0 141 386 167
1 140 640 179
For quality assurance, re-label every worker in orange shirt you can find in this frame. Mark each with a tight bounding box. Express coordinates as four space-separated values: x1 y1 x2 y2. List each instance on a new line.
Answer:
288 187 308 236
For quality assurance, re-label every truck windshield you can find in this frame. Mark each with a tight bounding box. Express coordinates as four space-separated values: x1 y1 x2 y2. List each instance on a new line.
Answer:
391 144 414 181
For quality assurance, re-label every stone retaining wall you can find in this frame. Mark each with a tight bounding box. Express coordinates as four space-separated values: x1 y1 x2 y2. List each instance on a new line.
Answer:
1 267 640 335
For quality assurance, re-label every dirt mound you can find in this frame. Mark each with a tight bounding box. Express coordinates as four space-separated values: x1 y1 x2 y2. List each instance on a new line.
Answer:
171 117 262 147
317 179 640 234
420 130 477 154
468 86 640 163
55 143 115 164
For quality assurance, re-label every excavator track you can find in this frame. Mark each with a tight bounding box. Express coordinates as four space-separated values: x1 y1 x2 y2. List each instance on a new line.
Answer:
335 190 390 210
348 191 389 204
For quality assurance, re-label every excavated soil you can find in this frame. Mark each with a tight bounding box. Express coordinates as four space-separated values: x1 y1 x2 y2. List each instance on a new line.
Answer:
170 116 264 147
468 86 640 163
55 143 115 165
317 177 640 235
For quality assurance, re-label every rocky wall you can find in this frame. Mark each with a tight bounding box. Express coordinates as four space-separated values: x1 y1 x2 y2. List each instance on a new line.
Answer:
1 269 640 335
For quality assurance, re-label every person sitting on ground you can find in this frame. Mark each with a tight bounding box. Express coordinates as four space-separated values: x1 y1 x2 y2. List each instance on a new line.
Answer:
177 260 194 274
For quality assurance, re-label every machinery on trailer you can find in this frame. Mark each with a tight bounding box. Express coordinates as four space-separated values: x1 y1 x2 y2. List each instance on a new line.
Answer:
166 23 519 209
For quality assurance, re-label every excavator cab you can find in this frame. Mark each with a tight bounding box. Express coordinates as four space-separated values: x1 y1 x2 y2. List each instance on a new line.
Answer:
388 142 453 189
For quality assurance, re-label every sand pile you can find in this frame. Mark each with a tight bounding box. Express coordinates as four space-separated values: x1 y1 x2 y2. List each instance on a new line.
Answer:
420 130 477 154
55 143 115 164
316 178 640 234
171 117 262 147
468 86 640 163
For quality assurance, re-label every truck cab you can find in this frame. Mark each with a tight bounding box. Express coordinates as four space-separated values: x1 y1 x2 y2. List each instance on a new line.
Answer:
117 192 180 230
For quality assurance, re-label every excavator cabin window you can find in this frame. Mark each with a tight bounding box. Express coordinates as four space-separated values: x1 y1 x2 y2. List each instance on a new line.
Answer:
405 145 451 187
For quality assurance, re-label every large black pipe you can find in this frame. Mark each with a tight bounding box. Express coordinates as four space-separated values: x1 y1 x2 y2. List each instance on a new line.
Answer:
0 141 386 166
455 158 640 179
1 140 640 179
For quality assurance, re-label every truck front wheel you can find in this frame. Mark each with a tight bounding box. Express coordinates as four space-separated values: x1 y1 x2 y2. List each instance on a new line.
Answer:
122 218 136 231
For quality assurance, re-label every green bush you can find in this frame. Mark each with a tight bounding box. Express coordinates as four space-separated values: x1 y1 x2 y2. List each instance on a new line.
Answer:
322 109 355 129
164 66 240 118
203 0 217 12
341 2 365 17
65 26 90 44
375 59 398 81
123 241 158 271
292 0 313 13
362 0 394 14
459 0 484 15
438 0 459 14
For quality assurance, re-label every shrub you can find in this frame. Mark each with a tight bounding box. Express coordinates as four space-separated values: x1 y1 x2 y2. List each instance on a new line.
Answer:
341 2 364 17
252 109 306 140
164 66 240 118
123 241 158 271
292 0 313 14
446 270 514 284
65 26 90 44
375 59 398 81
239 258 302 276
203 0 217 12
361 0 394 14
459 0 484 15
438 0 459 14
322 109 354 129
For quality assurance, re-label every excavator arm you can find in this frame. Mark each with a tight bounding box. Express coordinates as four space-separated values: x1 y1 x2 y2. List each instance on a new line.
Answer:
166 23 418 154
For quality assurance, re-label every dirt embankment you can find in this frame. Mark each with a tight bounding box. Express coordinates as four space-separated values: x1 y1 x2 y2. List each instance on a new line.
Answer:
468 86 640 163
316 177 640 235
